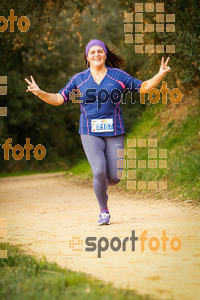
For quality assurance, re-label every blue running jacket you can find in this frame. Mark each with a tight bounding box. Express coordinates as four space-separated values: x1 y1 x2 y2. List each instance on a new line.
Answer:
58 65 142 137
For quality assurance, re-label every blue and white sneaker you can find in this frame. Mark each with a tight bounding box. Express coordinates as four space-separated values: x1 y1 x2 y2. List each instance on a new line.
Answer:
98 212 110 226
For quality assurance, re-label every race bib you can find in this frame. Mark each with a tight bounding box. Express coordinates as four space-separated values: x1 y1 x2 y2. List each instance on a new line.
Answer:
91 119 114 132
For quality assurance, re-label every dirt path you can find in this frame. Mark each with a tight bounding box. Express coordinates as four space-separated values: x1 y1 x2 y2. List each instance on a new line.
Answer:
0 173 200 300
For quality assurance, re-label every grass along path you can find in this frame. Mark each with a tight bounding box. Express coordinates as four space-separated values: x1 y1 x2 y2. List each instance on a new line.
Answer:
0 242 150 300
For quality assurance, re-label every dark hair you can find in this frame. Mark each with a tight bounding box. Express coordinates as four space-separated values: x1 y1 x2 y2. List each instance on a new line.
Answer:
84 42 126 69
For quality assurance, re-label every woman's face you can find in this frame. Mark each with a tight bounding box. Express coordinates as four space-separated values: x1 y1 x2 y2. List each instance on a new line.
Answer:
87 45 106 68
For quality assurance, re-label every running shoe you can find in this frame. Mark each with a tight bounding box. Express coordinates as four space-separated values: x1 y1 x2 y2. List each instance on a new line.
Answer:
97 212 110 226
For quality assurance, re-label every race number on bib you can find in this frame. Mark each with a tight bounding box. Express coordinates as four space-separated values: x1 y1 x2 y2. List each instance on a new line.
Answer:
91 119 114 132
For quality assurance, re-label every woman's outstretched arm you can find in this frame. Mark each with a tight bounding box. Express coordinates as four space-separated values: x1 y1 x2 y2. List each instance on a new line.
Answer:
24 75 64 105
139 57 171 94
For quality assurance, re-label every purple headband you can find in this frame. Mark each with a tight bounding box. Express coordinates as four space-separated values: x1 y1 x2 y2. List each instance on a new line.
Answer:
85 39 107 58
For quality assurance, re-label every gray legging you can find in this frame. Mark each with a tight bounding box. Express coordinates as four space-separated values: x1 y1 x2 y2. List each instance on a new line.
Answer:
80 134 125 209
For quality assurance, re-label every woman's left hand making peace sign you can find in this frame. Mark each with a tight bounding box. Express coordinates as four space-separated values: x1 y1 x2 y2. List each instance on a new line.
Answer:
158 57 171 78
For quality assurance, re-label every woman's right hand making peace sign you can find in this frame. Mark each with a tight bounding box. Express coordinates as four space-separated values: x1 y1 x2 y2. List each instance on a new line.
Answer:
24 75 64 105
24 75 41 96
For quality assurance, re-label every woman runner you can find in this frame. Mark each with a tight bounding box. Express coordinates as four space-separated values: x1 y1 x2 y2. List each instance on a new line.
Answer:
25 39 170 226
